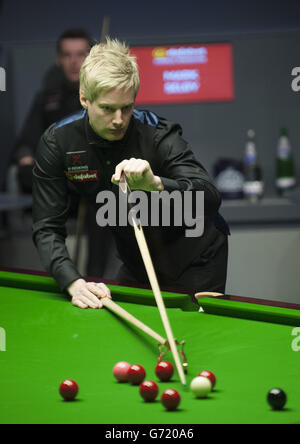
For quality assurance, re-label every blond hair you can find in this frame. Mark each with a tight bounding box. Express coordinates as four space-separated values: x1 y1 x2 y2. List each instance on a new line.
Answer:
80 38 140 102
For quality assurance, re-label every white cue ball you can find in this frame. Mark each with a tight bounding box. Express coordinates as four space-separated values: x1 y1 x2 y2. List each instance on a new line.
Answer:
190 376 212 398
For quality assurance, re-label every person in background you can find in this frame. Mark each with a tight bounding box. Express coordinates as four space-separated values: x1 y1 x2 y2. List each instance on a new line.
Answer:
14 28 94 192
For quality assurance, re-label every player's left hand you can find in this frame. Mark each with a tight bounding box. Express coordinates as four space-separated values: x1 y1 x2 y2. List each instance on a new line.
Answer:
86 282 112 304
111 158 164 192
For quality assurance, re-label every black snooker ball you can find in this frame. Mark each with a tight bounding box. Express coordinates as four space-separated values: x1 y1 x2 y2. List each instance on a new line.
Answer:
267 388 287 411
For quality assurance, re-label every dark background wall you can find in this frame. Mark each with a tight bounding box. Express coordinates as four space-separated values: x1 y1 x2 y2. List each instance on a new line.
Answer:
1 0 300 42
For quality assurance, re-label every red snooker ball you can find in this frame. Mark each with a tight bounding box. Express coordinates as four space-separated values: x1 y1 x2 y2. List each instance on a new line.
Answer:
198 370 216 389
161 389 181 411
59 380 79 401
139 381 159 402
155 361 174 382
127 364 146 385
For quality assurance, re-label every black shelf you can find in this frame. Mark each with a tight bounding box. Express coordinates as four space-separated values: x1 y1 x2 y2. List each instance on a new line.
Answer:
220 197 300 225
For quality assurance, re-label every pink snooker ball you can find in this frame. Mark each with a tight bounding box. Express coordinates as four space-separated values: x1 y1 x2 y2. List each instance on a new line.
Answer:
113 361 131 383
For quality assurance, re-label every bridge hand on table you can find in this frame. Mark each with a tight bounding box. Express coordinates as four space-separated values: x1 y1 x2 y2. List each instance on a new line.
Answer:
68 278 111 310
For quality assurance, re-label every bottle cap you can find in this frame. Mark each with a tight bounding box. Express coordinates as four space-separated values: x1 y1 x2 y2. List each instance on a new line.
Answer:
247 129 255 139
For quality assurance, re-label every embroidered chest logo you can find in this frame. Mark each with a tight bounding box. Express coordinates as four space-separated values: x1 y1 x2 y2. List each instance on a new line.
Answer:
65 171 99 182
66 151 89 172
65 151 99 182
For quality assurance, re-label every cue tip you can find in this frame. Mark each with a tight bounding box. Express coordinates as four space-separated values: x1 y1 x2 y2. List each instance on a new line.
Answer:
181 383 189 392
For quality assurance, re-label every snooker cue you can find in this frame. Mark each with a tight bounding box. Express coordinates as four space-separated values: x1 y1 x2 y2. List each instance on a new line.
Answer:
101 297 167 345
100 16 110 43
195 292 224 300
132 219 187 386
119 174 187 386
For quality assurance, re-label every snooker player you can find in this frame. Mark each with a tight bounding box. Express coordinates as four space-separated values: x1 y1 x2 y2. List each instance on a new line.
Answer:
32 38 229 309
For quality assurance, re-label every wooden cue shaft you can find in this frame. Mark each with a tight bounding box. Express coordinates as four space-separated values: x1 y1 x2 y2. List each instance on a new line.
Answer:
102 297 167 346
132 219 187 386
195 292 224 300
100 16 110 42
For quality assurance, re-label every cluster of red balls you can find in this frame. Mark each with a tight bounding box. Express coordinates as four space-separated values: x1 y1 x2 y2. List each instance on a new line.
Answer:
58 366 217 410
113 360 181 410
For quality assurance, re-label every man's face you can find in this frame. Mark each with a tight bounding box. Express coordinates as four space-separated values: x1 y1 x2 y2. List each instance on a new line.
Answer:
81 87 135 141
57 38 90 84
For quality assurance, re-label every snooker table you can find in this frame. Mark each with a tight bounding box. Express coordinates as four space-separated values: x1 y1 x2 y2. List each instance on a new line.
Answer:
0 269 300 425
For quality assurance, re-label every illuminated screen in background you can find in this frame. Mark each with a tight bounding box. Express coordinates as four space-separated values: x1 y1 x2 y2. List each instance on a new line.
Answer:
130 43 234 104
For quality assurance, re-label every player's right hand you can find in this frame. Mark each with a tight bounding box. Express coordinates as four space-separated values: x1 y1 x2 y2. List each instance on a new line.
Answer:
68 279 111 309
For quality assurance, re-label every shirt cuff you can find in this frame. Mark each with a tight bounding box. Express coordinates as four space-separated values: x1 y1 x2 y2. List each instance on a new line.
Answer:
54 266 83 294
